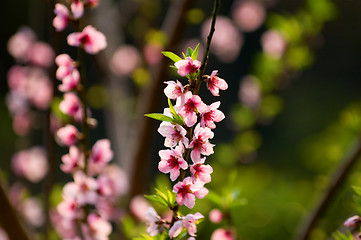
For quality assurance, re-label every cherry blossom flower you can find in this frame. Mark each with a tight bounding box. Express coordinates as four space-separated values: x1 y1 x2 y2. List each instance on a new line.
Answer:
163 80 184 100
12 111 31 136
344 215 361 228
158 144 188 181
58 70 80 92
261 30 287 59
59 92 83 121
53 3 70 32
200 101 225 129
50 210 78 239
7 27 36 61
211 228 236 240
174 57 201 76
62 171 98 205
97 165 129 198
189 124 214 163
169 213 204 238
145 207 162 236
81 213 112 240
55 54 77 80
11 147 48 183
190 158 213 184
110 45 141 76
71 0 84 19
88 139 114 175
207 70 228 96
130 195 151 221
67 25 107 54
60 145 85 173
27 42 55 67
209 209 223 223
56 124 79 146
21 197 45 227
158 122 189 148
177 91 207 127
57 196 80 219
27 70 53 110
173 177 208 209
232 0 265 32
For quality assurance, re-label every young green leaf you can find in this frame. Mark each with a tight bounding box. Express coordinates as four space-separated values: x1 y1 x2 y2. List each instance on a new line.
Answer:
186 47 193 57
144 194 168 207
162 51 182 63
191 43 200 61
145 113 175 124
167 98 184 125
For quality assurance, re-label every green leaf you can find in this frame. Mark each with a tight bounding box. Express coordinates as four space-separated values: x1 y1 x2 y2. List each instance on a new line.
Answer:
186 47 193 57
162 51 182 63
145 188 175 208
167 98 184 125
191 43 200 60
144 194 168 207
145 113 175 124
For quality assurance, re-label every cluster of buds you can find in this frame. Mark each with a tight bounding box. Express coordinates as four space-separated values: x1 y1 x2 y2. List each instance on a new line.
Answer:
144 45 228 239
51 1 128 239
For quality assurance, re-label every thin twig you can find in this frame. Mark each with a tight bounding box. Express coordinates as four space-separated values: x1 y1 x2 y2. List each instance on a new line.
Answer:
296 139 361 240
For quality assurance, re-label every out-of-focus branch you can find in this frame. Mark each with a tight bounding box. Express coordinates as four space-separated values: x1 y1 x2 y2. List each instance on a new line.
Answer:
129 0 195 198
296 139 361 240
0 184 31 240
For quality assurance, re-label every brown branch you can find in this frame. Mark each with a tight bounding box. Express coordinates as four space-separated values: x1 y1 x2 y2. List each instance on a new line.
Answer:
0 184 31 240
295 140 361 240
129 0 196 198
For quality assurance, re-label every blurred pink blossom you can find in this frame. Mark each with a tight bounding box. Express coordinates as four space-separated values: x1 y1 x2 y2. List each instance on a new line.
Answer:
67 25 107 54
7 27 36 61
130 195 151 221
61 145 85 173
11 147 48 183
27 42 55 67
53 3 70 32
50 210 78 239
110 45 141 76
202 16 243 63
232 0 266 32
261 30 287 58
26 69 53 109
81 213 112 240
143 43 163 65
238 75 261 108
7 65 28 93
0 228 9 240
12 111 31 136
169 213 203 238
209 209 223 223
344 215 361 228
97 164 129 198
211 228 236 240
145 207 162 236
71 0 84 19
55 54 77 80
57 124 79 146
21 197 45 227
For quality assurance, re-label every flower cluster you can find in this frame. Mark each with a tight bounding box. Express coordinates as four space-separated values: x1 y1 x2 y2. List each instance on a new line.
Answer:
6 27 54 135
51 1 126 239
145 46 228 238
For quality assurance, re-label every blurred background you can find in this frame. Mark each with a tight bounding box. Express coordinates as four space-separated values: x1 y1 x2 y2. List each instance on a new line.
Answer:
1 0 361 239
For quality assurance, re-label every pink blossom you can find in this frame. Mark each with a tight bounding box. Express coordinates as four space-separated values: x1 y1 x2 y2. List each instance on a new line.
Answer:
55 54 77 80
189 124 214 163
27 42 55 67
143 43 163 65
12 111 31 136
173 177 208 209
57 197 79 219
261 30 287 59
50 210 78 239
169 213 204 238
71 0 84 19
26 69 53 110
174 57 201 76
11 147 48 183
63 171 98 205
95 198 123 222
207 70 228 96
60 145 85 173
67 25 107 54
158 121 189 148
58 70 80 92
211 228 236 240
232 0 265 32
110 45 141 76
238 75 260 108
209 209 223 223
0 227 9 240
88 139 114 175
177 91 207 127
201 101 225 129
163 80 184 100
190 158 213 184
145 207 162 236
97 165 129 198
158 144 188 181
53 3 70 32
81 214 112 240
57 124 78 146
344 215 361 228
21 197 45 227
59 92 83 121
7 65 28 93
130 195 151 221
7 27 36 61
